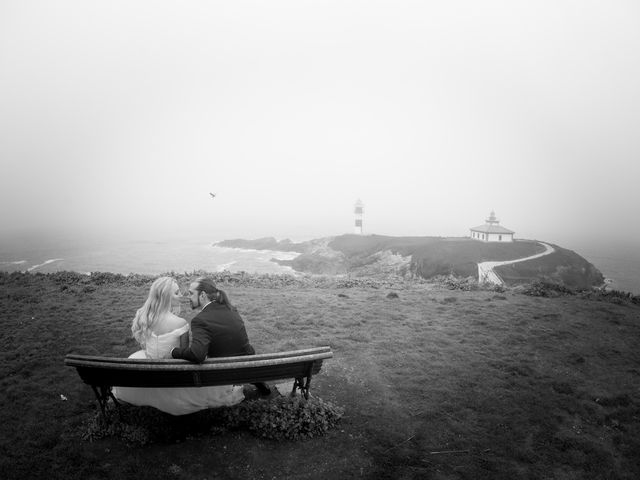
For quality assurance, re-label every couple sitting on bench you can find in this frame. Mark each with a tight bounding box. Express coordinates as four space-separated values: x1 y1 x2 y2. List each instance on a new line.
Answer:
113 276 272 415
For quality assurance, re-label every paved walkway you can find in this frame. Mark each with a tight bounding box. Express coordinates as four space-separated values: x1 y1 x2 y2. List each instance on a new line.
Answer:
477 242 555 286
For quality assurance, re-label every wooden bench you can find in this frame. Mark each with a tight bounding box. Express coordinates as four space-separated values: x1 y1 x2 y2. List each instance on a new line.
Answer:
65 346 333 416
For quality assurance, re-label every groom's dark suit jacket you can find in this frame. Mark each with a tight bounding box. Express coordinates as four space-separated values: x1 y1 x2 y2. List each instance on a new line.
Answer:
171 302 255 363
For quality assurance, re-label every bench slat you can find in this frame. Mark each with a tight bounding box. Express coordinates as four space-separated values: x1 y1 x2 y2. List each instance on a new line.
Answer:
66 347 332 389
65 351 332 372
75 361 324 388
65 346 331 366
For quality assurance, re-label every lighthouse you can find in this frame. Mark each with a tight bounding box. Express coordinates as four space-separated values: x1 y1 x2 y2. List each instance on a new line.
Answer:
354 199 364 234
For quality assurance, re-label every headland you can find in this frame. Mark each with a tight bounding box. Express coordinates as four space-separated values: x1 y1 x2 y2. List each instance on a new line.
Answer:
216 234 605 290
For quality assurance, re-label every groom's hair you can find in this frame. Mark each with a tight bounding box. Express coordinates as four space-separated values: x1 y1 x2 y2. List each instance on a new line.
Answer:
194 277 218 299
195 277 234 310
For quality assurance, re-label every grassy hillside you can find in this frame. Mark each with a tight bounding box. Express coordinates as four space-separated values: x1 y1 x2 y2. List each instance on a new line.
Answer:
328 234 446 256
1 271 639 479
401 238 546 279
496 244 605 290
235 235 604 289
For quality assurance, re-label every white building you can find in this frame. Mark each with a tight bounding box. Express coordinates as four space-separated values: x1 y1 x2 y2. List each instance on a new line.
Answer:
470 211 514 242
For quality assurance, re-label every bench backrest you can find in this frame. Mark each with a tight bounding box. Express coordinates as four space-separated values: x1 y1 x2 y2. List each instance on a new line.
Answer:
65 346 333 388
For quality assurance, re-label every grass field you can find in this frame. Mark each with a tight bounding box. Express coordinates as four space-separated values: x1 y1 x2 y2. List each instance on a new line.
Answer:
1 271 639 479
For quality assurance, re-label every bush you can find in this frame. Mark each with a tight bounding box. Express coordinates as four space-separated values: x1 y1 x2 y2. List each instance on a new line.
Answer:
521 280 575 297
88 272 126 285
241 395 344 440
435 275 480 291
49 271 88 285
82 395 344 446
580 288 640 306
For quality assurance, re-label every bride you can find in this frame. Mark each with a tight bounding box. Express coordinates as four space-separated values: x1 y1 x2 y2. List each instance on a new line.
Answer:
112 276 244 415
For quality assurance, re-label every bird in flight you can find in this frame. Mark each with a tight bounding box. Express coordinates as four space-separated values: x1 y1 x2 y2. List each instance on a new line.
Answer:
209 193 216 199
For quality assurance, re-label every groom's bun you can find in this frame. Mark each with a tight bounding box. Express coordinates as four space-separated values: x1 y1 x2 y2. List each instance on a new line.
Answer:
195 277 218 296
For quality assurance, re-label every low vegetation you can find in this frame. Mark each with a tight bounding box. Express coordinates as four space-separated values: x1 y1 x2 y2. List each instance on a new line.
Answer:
496 244 605 290
84 395 344 445
1 270 638 479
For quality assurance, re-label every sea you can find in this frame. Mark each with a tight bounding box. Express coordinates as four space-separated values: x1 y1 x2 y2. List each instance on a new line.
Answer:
1 235 639 295
0 236 301 277
569 242 640 296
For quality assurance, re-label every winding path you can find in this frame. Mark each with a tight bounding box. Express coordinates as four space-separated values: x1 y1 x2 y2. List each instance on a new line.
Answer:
477 242 555 285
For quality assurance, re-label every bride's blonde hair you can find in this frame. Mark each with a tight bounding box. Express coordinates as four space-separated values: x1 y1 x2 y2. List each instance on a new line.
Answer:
131 276 177 347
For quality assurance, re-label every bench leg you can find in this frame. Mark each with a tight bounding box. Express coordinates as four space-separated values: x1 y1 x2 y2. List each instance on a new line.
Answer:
91 385 120 420
302 375 311 399
291 376 312 400
291 378 302 397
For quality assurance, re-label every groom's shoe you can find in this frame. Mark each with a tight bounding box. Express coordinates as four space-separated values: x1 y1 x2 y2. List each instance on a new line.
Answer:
254 382 271 396
242 385 261 401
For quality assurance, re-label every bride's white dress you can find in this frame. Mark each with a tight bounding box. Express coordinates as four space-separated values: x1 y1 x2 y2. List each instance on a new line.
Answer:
112 324 245 415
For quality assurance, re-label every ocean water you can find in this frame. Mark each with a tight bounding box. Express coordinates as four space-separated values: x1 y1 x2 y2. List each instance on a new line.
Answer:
0 237 300 276
1 236 638 295
572 244 640 296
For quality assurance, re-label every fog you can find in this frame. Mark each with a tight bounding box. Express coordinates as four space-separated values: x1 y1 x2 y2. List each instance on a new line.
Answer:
1 1 639 252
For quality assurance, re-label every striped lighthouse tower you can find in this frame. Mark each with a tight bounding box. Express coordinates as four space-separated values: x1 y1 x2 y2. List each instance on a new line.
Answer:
354 199 364 234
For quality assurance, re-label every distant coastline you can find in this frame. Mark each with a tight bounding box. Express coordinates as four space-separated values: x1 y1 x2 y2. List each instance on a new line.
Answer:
1 234 638 294
216 234 608 291
0 241 299 277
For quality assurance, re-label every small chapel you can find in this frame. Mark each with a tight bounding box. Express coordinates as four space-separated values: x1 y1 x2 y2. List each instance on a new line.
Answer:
470 211 515 242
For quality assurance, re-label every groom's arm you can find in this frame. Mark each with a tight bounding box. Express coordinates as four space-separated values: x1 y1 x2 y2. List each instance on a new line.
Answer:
178 330 189 349
171 319 209 363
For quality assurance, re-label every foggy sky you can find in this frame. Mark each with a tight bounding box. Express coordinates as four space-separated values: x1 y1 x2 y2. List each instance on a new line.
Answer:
1 1 639 250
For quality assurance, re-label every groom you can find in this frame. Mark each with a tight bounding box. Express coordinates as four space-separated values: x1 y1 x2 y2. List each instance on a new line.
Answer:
171 276 271 396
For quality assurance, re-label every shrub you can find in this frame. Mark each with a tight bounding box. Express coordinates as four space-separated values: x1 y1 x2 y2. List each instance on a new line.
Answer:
580 288 640 306
82 395 344 446
241 395 344 440
49 271 88 285
521 280 575 297
88 272 126 285
437 275 480 291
